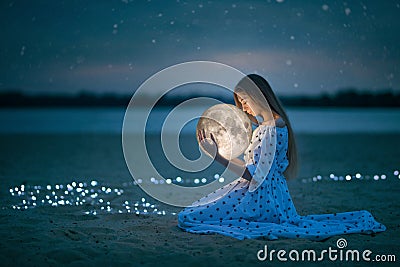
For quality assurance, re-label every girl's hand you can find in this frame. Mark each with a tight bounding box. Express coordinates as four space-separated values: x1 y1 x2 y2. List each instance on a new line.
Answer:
197 129 219 158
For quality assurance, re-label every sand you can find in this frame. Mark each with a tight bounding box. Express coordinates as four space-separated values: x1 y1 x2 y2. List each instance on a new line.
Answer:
0 132 399 266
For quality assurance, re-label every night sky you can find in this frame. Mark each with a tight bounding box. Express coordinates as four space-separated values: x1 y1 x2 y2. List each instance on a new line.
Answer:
1 0 399 96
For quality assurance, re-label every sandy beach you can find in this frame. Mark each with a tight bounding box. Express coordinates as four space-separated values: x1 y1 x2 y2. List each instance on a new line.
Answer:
2 0 400 264
0 132 399 266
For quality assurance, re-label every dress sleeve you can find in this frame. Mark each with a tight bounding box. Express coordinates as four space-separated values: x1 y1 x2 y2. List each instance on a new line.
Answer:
246 125 276 192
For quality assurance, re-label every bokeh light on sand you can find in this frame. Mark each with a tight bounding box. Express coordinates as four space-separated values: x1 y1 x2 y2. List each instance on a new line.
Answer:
5 169 399 214
6 180 169 216
301 169 399 183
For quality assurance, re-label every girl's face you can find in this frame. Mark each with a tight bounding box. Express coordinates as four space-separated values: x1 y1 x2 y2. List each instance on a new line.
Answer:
236 93 258 116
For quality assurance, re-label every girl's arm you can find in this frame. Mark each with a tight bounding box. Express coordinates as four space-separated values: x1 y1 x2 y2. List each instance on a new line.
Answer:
230 157 245 166
198 129 253 181
214 153 253 181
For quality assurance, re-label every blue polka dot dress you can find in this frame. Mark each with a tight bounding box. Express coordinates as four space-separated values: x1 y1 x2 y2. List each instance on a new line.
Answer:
177 124 386 241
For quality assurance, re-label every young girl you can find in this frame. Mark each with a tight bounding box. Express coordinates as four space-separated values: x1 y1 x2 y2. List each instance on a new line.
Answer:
177 74 386 241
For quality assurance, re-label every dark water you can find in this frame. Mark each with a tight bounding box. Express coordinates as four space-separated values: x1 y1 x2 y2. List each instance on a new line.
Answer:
1 107 399 216
0 107 399 134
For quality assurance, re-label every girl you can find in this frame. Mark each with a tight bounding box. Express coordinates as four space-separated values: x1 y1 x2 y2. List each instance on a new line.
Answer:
177 74 386 241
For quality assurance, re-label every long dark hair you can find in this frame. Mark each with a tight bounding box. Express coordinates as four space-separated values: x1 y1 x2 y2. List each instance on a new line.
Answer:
233 74 299 180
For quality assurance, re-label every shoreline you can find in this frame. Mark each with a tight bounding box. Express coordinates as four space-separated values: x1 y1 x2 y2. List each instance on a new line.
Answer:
0 132 399 183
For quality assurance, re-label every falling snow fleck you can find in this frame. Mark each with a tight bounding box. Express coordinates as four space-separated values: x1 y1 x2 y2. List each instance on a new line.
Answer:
20 46 26 56
322 4 329 11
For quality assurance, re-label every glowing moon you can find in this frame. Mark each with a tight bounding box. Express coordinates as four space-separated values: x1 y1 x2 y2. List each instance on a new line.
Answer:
196 104 253 160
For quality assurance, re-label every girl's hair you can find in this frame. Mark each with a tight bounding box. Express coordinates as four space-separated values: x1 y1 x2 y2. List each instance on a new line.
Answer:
233 74 299 180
